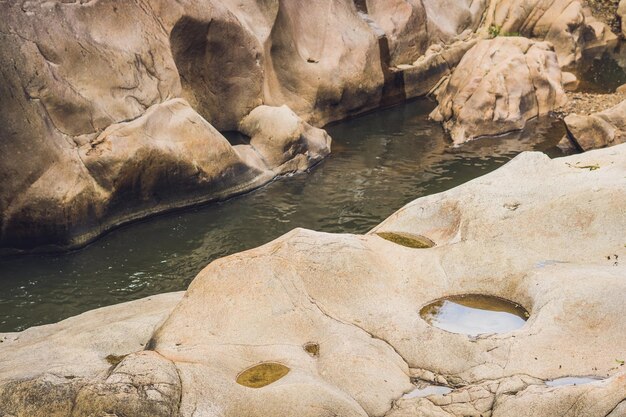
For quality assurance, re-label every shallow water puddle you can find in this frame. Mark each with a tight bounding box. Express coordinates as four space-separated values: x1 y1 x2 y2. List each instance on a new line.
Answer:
420 294 529 336
545 376 604 387
403 384 452 399
303 342 320 357
376 232 435 248
236 362 290 388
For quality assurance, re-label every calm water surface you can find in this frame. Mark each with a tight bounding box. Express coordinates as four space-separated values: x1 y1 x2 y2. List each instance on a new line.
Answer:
403 384 453 399
0 99 565 332
545 376 605 387
420 294 530 336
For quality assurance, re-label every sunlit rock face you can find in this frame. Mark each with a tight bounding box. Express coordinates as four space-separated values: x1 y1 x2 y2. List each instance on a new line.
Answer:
1 145 625 417
560 100 626 151
430 37 567 145
0 0 617 251
488 0 619 69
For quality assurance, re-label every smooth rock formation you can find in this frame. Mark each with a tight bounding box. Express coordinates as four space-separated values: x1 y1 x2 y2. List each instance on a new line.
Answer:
486 0 619 68
239 105 332 173
560 99 626 151
0 95 329 252
2 145 625 417
0 0 619 252
0 292 184 416
430 37 567 145
398 37 480 99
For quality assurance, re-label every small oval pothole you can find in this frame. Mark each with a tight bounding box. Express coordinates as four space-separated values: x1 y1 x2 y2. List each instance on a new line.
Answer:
545 376 604 387
420 294 529 336
304 342 320 357
236 362 290 388
376 232 435 249
403 384 452 399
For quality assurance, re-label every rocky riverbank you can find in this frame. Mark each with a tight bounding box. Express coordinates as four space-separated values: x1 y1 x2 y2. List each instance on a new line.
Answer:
556 90 626 116
1 0 622 253
584 0 623 34
1 144 625 417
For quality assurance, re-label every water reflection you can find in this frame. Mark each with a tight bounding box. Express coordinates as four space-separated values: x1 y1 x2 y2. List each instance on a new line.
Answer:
420 294 529 336
403 384 452 399
0 100 564 332
545 377 604 387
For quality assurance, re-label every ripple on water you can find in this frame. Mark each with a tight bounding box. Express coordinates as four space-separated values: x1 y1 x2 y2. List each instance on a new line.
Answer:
0 100 566 332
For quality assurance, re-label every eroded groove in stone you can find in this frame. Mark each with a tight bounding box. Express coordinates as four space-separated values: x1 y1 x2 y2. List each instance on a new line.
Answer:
376 232 435 248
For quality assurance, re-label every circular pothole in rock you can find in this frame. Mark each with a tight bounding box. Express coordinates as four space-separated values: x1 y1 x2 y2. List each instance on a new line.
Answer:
236 362 290 388
303 342 320 357
376 232 435 248
545 376 605 387
420 294 529 336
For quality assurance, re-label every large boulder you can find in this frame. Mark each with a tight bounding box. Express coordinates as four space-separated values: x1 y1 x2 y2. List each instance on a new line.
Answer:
560 99 626 151
2 144 625 416
0 96 329 252
487 0 619 69
0 292 183 416
239 105 332 173
363 0 486 67
430 37 567 145
0 0 337 253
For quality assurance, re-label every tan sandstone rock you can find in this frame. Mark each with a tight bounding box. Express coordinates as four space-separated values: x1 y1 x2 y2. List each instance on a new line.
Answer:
1 145 625 416
430 37 567 145
487 0 619 68
239 105 332 173
3 0 617 252
560 99 626 151
0 292 184 416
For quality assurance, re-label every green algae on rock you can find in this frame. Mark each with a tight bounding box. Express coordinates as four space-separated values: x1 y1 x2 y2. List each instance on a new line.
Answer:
236 363 290 388
376 232 435 249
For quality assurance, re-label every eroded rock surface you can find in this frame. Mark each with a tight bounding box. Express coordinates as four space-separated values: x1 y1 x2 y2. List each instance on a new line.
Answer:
430 37 567 145
2 145 625 416
560 99 626 151
0 0 619 252
487 0 619 68
0 292 183 416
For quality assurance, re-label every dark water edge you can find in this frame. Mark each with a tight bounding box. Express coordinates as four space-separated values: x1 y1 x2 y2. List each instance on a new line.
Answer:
0 99 567 332
576 42 626 93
